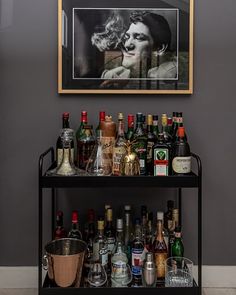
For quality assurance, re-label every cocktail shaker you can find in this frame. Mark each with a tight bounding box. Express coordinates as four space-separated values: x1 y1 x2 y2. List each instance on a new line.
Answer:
142 252 157 287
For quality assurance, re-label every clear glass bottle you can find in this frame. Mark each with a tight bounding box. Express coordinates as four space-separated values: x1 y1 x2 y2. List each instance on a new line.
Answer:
104 208 115 275
124 205 133 263
112 113 127 176
86 131 112 176
93 219 108 270
68 210 82 240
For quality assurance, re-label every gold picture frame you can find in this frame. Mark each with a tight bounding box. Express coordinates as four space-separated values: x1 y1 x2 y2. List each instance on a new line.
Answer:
58 0 194 94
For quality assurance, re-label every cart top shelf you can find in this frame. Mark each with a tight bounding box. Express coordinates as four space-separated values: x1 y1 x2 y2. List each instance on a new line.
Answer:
39 147 201 189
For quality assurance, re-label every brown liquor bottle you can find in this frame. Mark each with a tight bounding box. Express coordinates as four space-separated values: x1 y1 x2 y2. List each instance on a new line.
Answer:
152 212 168 284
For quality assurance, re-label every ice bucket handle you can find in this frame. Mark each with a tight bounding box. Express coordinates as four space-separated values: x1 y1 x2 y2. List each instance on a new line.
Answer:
42 254 48 271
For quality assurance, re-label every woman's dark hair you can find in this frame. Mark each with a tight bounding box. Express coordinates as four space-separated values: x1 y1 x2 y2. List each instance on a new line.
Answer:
130 11 172 50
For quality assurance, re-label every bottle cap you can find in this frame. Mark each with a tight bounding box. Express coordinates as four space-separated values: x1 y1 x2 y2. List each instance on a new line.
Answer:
136 113 143 122
81 111 87 122
63 112 69 118
72 211 78 223
161 114 168 126
105 204 111 210
118 113 124 120
157 211 164 221
124 205 131 211
116 218 123 230
167 117 172 126
146 252 154 262
105 115 112 122
178 127 185 138
97 219 104 230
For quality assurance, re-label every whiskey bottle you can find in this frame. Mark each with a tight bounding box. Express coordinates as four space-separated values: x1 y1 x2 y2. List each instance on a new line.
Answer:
152 212 168 284
147 115 157 175
132 113 148 175
68 210 82 240
172 127 191 175
126 114 134 141
112 113 127 176
77 125 95 169
56 112 74 166
153 133 171 176
54 210 67 240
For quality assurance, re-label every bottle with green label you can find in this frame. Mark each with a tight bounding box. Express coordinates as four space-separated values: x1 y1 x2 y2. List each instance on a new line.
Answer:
132 113 148 175
172 127 191 175
153 133 171 176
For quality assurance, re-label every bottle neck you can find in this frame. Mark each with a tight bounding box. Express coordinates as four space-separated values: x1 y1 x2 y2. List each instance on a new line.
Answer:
117 120 125 137
125 212 131 227
72 221 79 230
156 220 164 241
62 117 70 129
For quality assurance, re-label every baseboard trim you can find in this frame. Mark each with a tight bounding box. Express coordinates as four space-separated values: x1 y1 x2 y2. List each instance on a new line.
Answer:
0 266 235 288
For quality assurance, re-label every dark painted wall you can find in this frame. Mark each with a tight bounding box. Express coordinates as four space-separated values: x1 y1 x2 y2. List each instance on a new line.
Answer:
0 0 235 266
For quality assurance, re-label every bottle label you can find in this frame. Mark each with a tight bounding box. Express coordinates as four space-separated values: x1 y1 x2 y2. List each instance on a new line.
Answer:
154 148 169 176
112 146 126 175
112 261 127 277
107 237 115 253
99 248 108 266
101 136 115 155
131 248 144 275
57 148 74 166
147 141 154 161
172 156 191 174
155 253 168 278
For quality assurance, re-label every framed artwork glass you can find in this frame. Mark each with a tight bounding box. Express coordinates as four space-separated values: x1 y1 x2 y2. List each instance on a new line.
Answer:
58 0 194 94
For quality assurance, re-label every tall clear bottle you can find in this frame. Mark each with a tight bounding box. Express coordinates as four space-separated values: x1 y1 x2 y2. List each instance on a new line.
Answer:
112 113 127 176
56 112 74 166
104 208 116 274
132 113 148 175
152 212 168 284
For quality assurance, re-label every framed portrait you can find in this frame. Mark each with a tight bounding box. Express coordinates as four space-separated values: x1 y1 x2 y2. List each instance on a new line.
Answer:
58 0 194 94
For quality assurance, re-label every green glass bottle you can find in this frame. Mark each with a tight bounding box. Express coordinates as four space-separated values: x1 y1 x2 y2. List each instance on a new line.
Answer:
153 133 171 176
171 226 184 260
152 115 159 138
132 113 148 175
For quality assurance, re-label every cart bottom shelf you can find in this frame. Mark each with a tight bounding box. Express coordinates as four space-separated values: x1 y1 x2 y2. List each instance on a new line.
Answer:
40 275 200 295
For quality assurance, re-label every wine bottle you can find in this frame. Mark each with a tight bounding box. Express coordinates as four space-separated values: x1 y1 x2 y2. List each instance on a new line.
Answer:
54 210 67 240
172 127 191 175
68 210 82 240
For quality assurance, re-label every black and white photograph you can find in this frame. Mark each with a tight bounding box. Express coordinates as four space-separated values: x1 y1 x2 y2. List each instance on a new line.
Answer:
58 0 193 94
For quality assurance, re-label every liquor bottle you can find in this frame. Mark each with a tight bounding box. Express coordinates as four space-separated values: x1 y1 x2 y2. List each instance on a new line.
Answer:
153 133 171 176
167 117 173 136
152 212 168 284
68 210 82 240
112 113 127 176
76 111 88 164
77 125 95 169
161 113 173 146
158 211 169 252
56 112 74 166
96 111 106 136
145 212 154 252
124 205 133 263
54 210 67 240
142 114 147 132
93 219 108 270
171 112 177 137
172 112 188 142
104 208 116 270
100 115 116 174
131 218 144 287
115 218 124 248
111 241 129 287
146 115 157 175
168 208 179 256
104 204 111 228
164 200 174 231
172 127 191 175
132 113 148 175
171 226 184 259
84 209 96 254
152 115 159 138
126 114 135 141
141 205 148 245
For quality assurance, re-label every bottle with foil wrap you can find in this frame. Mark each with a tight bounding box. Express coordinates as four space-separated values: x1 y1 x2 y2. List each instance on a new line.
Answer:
142 252 157 287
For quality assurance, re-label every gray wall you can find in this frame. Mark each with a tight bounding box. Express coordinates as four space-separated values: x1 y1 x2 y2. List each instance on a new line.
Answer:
0 0 236 266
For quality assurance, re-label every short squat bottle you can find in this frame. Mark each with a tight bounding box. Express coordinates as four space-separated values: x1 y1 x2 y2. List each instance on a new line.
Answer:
172 127 191 175
153 133 171 176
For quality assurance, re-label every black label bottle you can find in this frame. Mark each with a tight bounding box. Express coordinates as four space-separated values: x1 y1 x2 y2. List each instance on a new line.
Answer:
153 133 171 176
172 127 191 174
132 113 148 175
147 115 157 175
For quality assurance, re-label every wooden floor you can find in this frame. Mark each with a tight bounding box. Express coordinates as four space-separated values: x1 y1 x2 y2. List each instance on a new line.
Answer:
0 289 236 295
